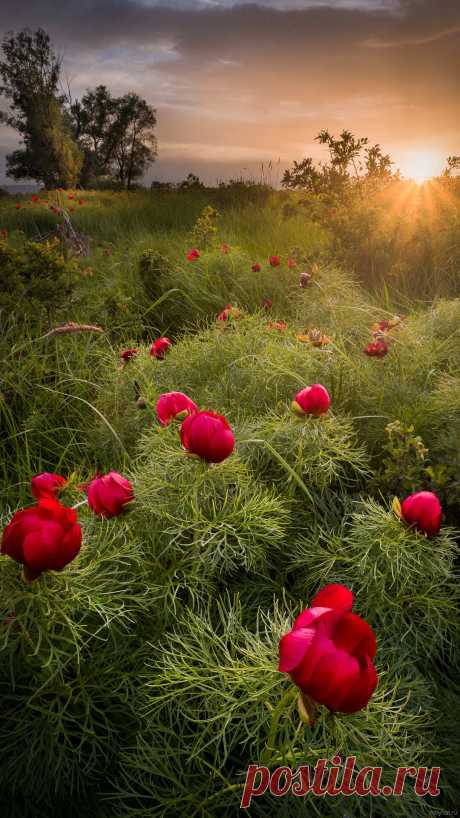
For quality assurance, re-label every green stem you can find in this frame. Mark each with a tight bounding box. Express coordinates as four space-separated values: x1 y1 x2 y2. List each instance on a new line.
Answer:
241 438 315 506
261 685 298 765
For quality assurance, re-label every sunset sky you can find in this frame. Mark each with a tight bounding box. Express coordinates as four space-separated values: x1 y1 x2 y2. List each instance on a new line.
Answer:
0 0 458 186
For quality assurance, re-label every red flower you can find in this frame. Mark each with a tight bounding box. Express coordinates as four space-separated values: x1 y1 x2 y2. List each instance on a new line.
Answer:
251 263 261 272
287 258 297 269
267 320 287 332
292 384 330 417
156 391 198 427
221 243 231 254
0 228 8 240
31 195 40 204
69 206 75 213
217 304 242 322
299 272 312 288
68 195 74 200
269 255 281 267
15 202 21 210
278 583 378 714
87 471 134 518
78 199 84 206
120 348 140 362
187 248 200 261
150 337 172 359
31 472 67 501
262 298 272 310
364 340 389 358
1 499 82 581
180 410 234 463
401 491 442 538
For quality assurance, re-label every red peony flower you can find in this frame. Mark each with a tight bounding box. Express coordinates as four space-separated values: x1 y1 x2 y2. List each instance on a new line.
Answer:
299 272 312 288
0 228 8 240
262 298 273 310
221 243 231 254
1 499 82 581
78 199 84 206
180 410 235 463
31 195 40 204
364 340 389 358
292 384 331 417
187 248 200 261
31 472 67 501
401 491 442 538
87 471 134 518
150 337 172 359
15 202 21 210
251 263 262 272
68 194 74 200
269 255 281 267
217 304 242 322
120 348 140 362
156 391 198 427
287 258 297 269
279 583 378 714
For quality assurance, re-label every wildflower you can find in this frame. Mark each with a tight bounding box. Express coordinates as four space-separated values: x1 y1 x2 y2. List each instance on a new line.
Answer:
363 340 389 358
292 384 330 417
187 248 200 261
279 583 378 714
156 391 198 427
0 228 8 240
251 263 262 272
221 243 231 254
1 499 82 581
287 258 297 269
269 255 281 267
31 195 40 204
78 199 84 206
180 410 234 463
150 337 172 359
267 321 287 332
68 195 74 200
262 298 272 310
15 202 21 210
401 491 442 538
217 304 242 322
120 348 140 363
299 272 312 288
87 471 134 518
31 472 67 501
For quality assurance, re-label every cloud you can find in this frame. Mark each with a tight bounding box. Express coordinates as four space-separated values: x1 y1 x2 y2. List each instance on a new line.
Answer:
0 0 458 183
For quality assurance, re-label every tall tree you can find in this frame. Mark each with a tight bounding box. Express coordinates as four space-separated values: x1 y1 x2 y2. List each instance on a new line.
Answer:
0 28 82 187
70 87 157 189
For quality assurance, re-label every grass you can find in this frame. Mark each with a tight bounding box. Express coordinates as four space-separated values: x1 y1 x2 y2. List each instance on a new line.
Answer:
0 181 459 817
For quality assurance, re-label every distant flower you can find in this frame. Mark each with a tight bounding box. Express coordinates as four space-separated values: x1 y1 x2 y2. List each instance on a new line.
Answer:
31 195 40 204
180 410 235 463
401 491 442 538
221 243 231 254
363 340 389 358
292 384 330 417
299 272 312 288
31 472 67 501
120 348 140 362
68 195 74 200
251 263 262 272
301 328 331 347
262 298 272 310
1 499 82 581
15 202 21 210
156 391 198 426
150 337 172 359
78 199 84 206
217 304 242 322
269 255 281 267
278 583 377 714
0 228 8 240
187 248 200 261
287 258 297 269
267 320 287 332
371 315 405 334
87 471 134 518
69 206 75 213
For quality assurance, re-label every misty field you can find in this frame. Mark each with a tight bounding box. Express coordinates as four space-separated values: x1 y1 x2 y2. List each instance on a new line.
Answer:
1 179 460 817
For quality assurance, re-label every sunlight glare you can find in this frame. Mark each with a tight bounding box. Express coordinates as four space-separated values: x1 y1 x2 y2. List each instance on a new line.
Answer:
402 150 443 184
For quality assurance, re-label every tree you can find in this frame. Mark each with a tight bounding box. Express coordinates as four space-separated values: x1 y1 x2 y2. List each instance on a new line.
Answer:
0 28 82 187
443 155 460 177
70 87 157 189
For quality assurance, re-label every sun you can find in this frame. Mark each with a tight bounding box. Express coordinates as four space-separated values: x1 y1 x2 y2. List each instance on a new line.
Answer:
401 150 444 184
